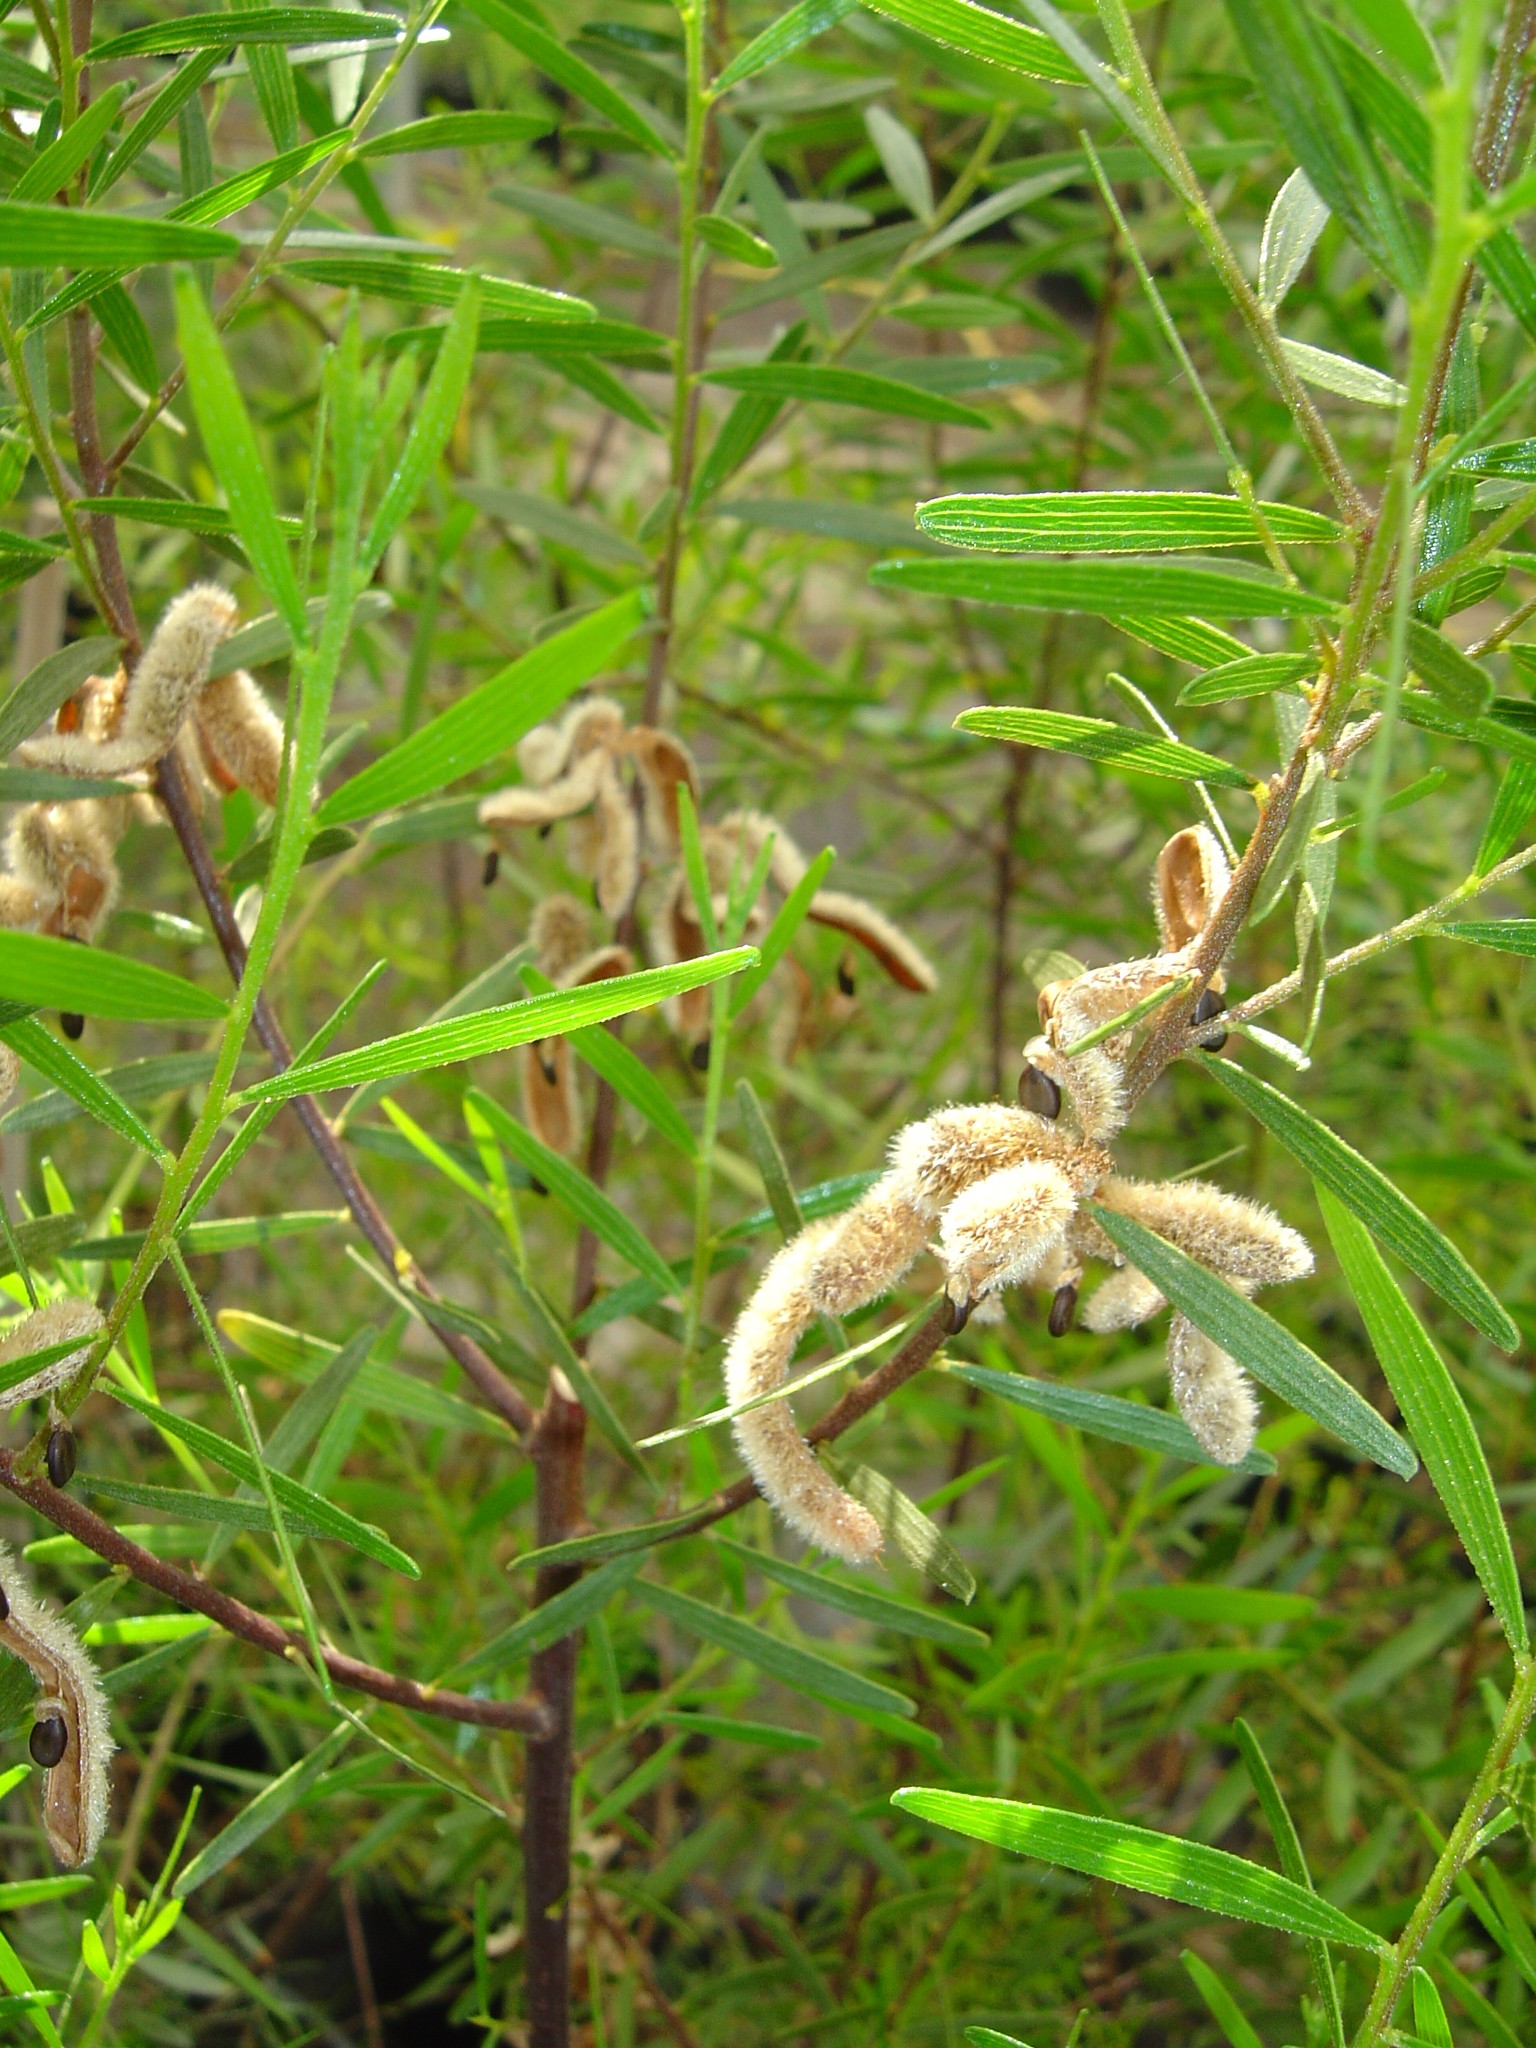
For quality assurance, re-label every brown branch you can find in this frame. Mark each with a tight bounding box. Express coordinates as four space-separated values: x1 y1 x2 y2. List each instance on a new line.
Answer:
153 753 537 1440
0 1452 552 1733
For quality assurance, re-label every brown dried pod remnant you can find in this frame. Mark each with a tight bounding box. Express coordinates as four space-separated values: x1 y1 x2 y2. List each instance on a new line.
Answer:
0 1541 113 1865
519 893 633 1155
720 826 1312 1564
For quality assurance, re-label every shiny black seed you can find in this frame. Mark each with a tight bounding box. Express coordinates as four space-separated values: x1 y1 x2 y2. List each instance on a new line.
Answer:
45 1426 76 1489
60 1013 84 1041
1192 986 1229 1051
836 961 856 998
1017 1063 1062 1120
29 1714 67 1769
482 849 500 887
528 1176 549 1197
1048 1283 1079 1338
690 1037 711 1072
0 1583 10 1622
943 1294 972 1335
538 822 553 841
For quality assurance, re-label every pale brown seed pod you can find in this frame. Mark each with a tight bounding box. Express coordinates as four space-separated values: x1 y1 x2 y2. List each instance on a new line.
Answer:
8 804 123 942
1155 824 1231 952
802 1184 931 1317
1165 1311 1258 1465
0 873 50 931
1098 1176 1312 1291
938 1159 1076 1305
0 1299 104 1408
192 669 284 805
20 584 237 776
591 758 640 918
1081 1264 1166 1333
803 889 936 993
627 726 700 853
0 1540 113 1866
530 893 592 980
724 1227 885 1565
479 748 609 835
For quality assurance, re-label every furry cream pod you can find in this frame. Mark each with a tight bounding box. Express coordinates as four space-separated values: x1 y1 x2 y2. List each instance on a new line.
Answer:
721 824 1313 1561
0 1299 105 1409
20 585 282 804
0 1541 113 1866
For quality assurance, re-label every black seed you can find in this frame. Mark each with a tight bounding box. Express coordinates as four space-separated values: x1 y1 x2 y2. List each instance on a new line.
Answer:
0 1584 10 1622
45 1425 76 1488
690 1037 711 1072
29 1714 67 1769
536 1044 558 1085
482 849 500 887
528 1176 549 1197
538 822 553 841
1193 986 1229 1051
1048 1283 1078 1338
836 961 856 997
1017 1063 1062 1120
60 1013 84 1041
943 1294 971 1335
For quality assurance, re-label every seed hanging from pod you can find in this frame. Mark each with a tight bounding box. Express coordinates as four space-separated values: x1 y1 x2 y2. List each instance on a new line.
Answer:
45 1422 76 1488
1018 1063 1062 1120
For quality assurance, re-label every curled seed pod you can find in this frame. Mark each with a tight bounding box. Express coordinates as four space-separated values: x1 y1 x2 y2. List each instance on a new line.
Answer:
45 1424 76 1489
1049 1282 1078 1337
29 1711 67 1769
1018 1063 1062 1120
0 1542 112 1864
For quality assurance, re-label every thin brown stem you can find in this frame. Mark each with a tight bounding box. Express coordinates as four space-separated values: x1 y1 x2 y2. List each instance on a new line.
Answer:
339 1874 385 2048
0 1452 551 1732
153 753 536 1439
522 1373 588 2048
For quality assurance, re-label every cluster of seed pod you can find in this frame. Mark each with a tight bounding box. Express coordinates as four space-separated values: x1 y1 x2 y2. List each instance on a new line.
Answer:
721 826 1312 1566
0 587 283 1025
479 697 935 1146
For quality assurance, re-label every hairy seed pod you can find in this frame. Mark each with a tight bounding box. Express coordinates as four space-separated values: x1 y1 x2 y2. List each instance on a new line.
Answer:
1155 824 1230 952
1166 1312 1258 1465
0 1300 104 1409
0 1542 112 1864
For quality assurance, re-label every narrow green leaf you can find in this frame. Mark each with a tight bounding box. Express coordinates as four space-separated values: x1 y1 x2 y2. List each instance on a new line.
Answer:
955 707 1251 788
1320 1189 1526 1654
319 589 649 824
173 1725 353 1896
1405 620 1492 719
208 590 392 678
1182 1952 1264 2048
1233 1717 1345 2048
495 181 676 260
950 1363 1276 1474
168 131 347 226
890 1790 1382 1946
821 1450 976 1602
236 951 754 1102
1088 1204 1416 1478
520 966 696 1157
1333 1583 1481 1705
1178 653 1316 705
1281 340 1405 407
860 0 1078 85
1120 1585 1311 1624
0 1017 167 1158
220 1310 504 1437
720 1540 987 1647
287 256 592 324
0 204 237 266
1436 919 1536 957
1224 0 1421 288
356 111 550 158
735 1080 803 1240
658 1711 819 1751
362 277 481 573
500 1264 652 1482
453 1557 639 1676
716 0 856 89
458 0 673 156
514 1506 711 1571
1202 1056 1519 1352
876 555 1335 617
703 362 986 428
0 639 117 758
639 1580 916 1718
108 1385 420 1577
1 1049 222 1136
13 84 126 202
174 275 306 644
916 493 1338 552
1474 762 1536 875
695 214 778 267
1112 614 1252 667
90 9 399 58
461 484 648 567
467 1088 675 1294
0 933 224 1022
86 1472 379 1540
